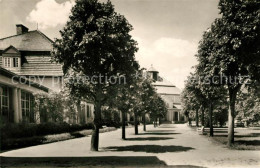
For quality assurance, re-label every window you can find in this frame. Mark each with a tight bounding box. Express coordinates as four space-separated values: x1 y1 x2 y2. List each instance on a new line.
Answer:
13 58 19 67
80 104 86 124
4 57 11 67
3 57 19 68
1 86 9 116
87 105 90 118
21 91 34 122
29 95 35 122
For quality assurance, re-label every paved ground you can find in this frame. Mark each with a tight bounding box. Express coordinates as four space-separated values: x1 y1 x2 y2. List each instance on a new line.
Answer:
1 124 260 168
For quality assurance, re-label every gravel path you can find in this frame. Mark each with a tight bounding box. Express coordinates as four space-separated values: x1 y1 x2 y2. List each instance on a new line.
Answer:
1 124 259 168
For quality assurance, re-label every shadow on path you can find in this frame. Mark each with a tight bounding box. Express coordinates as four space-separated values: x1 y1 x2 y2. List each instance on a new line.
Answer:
126 137 173 141
159 126 176 128
104 145 194 153
236 140 260 146
138 132 180 135
146 130 176 132
236 133 260 137
1 156 166 167
211 133 260 138
251 128 260 130
0 156 205 168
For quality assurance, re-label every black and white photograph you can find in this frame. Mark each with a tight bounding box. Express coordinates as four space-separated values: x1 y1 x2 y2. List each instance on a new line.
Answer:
0 0 259 167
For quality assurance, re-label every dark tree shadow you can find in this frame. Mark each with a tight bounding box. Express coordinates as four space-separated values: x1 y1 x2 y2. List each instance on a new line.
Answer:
251 128 260 130
104 145 194 153
70 132 86 138
204 130 237 133
138 132 180 135
126 137 173 141
0 156 166 167
146 130 175 132
239 133 260 137
159 126 176 128
210 134 227 137
213 133 260 138
208 131 229 133
236 140 260 146
0 156 206 168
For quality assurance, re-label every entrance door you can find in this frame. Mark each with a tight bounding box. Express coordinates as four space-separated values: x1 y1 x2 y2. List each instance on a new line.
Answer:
174 112 178 121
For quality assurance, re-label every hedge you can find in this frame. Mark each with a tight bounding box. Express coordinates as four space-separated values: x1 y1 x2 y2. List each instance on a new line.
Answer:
0 122 93 140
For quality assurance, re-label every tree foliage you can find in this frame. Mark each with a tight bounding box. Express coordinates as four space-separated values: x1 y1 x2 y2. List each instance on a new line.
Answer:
52 0 139 151
236 83 260 125
184 0 260 146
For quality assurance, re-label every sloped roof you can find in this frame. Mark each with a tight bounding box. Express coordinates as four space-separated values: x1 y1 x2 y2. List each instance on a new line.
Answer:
154 78 175 87
173 105 182 109
153 78 181 95
0 67 49 92
0 30 53 51
161 94 181 104
155 85 181 95
2 45 20 54
14 56 63 76
148 65 158 72
160 95 182 109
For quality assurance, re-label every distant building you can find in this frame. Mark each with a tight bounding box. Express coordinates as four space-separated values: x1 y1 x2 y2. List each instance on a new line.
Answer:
0 24 94 124
147 65 184 122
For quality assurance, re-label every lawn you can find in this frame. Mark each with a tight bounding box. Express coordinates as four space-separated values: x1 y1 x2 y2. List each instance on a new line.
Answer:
190 125 260 150
210 127 260 150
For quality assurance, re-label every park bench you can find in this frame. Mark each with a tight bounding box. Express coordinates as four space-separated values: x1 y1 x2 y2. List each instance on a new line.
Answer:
197 126 207 135
197 127 229 136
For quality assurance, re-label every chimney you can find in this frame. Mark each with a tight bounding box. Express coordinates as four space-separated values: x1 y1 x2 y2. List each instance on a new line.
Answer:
16 24 29 35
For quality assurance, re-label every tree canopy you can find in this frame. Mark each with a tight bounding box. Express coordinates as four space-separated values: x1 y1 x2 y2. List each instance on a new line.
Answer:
52 0 139 151
182 0 260 146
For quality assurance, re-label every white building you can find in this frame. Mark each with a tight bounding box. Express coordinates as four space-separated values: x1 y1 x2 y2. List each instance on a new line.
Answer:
147 65 183 122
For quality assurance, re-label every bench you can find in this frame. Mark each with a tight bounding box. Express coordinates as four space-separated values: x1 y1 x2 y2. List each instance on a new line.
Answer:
197 126 207 135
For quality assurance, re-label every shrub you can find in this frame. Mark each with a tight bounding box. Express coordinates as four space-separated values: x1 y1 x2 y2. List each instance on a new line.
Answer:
0 122 94 140
1 136 46 151
101 120 120 128
127 121 140 125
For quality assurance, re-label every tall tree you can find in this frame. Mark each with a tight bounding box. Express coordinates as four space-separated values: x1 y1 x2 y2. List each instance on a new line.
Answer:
197 0 260 145
130 75 145 135
182 71 227 136
52 0 139 151
181 73 207 127
150 95 168 127
116 84 136 139
140 78 157 131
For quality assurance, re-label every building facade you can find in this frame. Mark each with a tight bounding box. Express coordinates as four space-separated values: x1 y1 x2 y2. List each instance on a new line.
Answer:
147 66 184 122
0 67 48 123
0 24 94 124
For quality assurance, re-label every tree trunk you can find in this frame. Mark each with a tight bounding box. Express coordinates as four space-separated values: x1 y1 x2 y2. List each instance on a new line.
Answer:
143 113 146 131
196 108 199 127
227 86 239 147
134 112 138 135
159 117 161 126
188 116 191 126
91 99 101 151
209 102 214 137
153 118 156 128
201 106 205 126
91 122 99 151
122 111 126 139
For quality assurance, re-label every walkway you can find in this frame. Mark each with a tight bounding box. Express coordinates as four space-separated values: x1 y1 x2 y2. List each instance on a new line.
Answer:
1 124 259 167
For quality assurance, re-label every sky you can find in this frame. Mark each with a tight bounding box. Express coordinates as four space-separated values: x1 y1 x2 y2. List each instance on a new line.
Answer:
0 0 220 89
